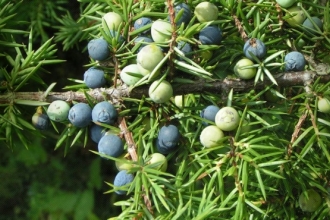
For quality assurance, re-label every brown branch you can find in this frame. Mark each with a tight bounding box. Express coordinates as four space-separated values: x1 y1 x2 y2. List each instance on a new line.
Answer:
287 110 307 158
118 117 138 161
2 71 330 104
233 15 248 42
168 0 177 78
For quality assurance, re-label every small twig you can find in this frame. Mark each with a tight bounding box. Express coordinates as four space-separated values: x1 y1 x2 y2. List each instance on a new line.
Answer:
118 117 138 161
168 0 177 78
287 111 307 158
233 15 248 42
118 116 154 214
306 102 319 133
113 56 119 88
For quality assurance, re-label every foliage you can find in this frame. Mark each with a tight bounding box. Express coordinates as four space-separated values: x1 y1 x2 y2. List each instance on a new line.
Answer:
1 0 330 219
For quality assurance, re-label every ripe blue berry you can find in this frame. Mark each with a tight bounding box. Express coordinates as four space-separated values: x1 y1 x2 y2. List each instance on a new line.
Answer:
302 16 323 35
177 41 192 58
200 105 220 125
109 30 125 45
134 17 152 34
90 124 106 143
113 170 134 195
32 113 50 130
199 25 222 45
156 124 180 154
243 38 267 60
87 38 109 61
167 3 192 26
68 103 92 128
134 36 154 52
98 134 124 158
92 101 117 125
284 51 305 71
84 67 106 89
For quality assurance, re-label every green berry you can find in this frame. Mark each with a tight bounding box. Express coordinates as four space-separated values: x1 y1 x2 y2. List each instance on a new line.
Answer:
47 100 70 122
200 125 224 148
148 80 173 103
215 106 240 131
276 0 296 8
285 6 306 27
151 20 172 43
299 189 322 212
318 98 330 113
115 154 133 171
148 153 168 172
102 12 123 30
120 64 143 86
194 2 218 22
136 44 164 76
234 58 257 80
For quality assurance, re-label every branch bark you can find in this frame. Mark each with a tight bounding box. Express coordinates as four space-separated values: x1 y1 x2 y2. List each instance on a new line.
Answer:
2 70 329 104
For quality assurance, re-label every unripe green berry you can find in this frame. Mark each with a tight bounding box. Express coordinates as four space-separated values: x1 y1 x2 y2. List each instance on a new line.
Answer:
136 44 164 76
276 0 296 8
151 20 172 43
115 154 133 171
215 106 240 131
194 2 218 22
234 58 257 80
200 125 224 148
47 100 70 122
298 189 322 212
318 98 330 113
102 12 123 30
148 153 167 172
148 80 173 103
285 6 306 27
120 64 143 86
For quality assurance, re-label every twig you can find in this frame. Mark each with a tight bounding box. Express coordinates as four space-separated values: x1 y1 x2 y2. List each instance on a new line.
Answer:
118 117 138 161
168 0 177 78
287 110 307 158
233 15 248 42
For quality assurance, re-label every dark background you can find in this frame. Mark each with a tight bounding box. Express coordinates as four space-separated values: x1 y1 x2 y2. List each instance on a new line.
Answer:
0 1 122 219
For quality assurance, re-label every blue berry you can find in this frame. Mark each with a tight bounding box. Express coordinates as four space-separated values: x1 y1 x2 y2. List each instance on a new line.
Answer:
156 124 180 154
68 103 92 128
92 101 117 125
303 16 323 35
134 17 152 34
134 36 154 52
87 38 109 61
98 134 124 158
199 25 222 45
109 30 125 45
177 41 192 58
113 170 134 195
90 124 106 143
200 105 220 125
32 113 50 130
84 67 106 89
284 51 305 71
243 38 267 60
167 3 192 26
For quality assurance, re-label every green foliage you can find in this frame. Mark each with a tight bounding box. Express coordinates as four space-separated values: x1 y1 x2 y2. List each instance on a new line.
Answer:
1 0 330 219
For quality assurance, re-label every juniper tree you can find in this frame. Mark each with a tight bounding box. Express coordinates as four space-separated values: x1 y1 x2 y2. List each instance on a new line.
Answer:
1 0 330 219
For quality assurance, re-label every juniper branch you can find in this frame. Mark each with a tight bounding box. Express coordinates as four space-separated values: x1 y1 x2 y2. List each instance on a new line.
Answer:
1 70 328 104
